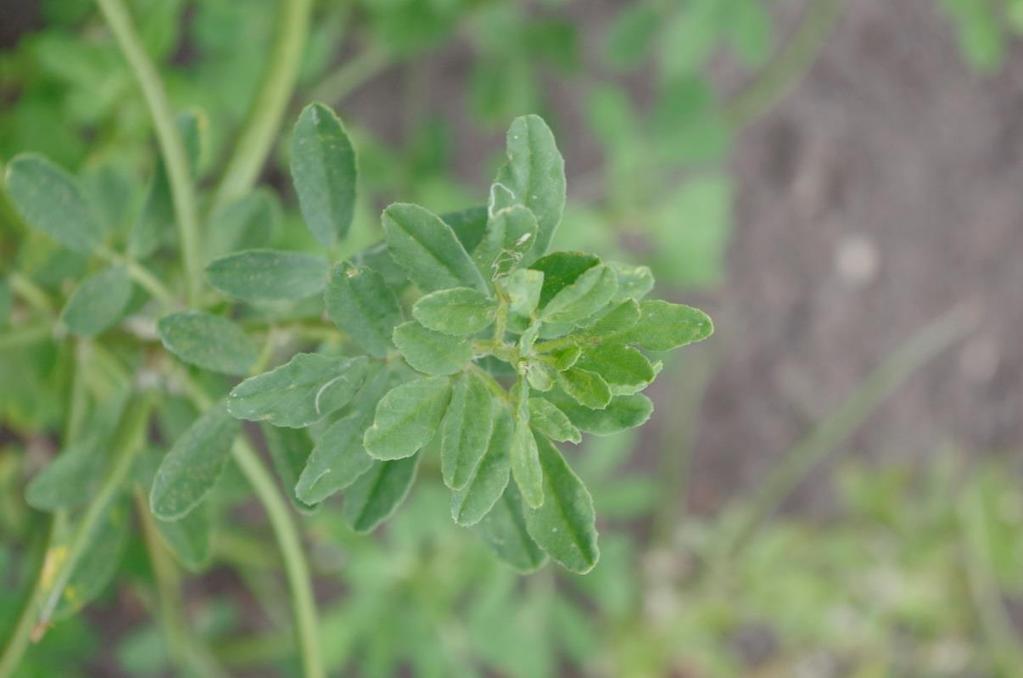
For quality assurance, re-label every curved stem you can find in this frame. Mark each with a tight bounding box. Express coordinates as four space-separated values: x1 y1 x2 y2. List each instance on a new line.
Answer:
230 439 324 678
211 0 314 214
310 44 390 104
95 0 201 305
723 0 844 129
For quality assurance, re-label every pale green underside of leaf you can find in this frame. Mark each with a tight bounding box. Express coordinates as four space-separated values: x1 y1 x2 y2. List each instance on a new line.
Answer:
290 102 357 247
150 404 239 521
451 407 512 526
524 436 600 574
157 311 259 376
342 453 421 533
25 438 104 511
441 371 496 489
206 249 329 302
156 502 211 571
478 483 547 572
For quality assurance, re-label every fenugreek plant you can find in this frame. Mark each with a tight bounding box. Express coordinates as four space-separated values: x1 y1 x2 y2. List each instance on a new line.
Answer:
0 16 709 675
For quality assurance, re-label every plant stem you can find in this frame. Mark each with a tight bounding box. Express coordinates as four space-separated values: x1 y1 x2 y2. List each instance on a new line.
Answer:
35 393 155 631
721 306 973 554
723 0 844 129
95 0 201 306
180 373 323 678
0 324 50 351
231 439 325 678
211 0 314 214
98 247 178 309
7 272 55 316
310 45 390 104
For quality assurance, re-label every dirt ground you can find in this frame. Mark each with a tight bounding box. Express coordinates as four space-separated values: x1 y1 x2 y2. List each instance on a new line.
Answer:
691 0 1023 512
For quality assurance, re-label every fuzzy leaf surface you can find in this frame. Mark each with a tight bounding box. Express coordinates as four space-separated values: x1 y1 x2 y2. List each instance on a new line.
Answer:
412 287 497 336
382 202 487 292
206 249 328 302
290 102 356 246
363 375 452 459
393 321 472 376
157 311 258 376
325 261 402 358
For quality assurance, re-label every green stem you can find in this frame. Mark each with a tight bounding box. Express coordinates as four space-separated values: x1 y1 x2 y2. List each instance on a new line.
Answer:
35 393 155 630
95 0 201 305
8 272 55 316
98 247 178 309
310 45 390 104
211 0 314 214
231 439 324 678
723 0 844 129
721 306 972 554
0 324 50 351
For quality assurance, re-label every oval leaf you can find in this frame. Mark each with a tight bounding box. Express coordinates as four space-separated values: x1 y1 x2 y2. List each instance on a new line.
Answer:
342 454 420 533
441 371 496 489
612 300 714 351
157 311 259 376
363 376 452 460
528 398 581 444
206 249 328 302
541 264 618 325
393 321 472 376
290 102 356 246
412 287 497 336
477 483 547 572
556 367 612 409
451 407 512 526
325 261 402 358
60 266 133 337
382 202 487 292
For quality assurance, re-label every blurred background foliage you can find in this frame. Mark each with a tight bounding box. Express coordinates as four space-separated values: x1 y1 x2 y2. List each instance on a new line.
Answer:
2 0 1023 676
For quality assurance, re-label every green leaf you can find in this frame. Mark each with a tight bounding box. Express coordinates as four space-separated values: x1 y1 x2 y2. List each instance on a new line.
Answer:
541 264 618 324
150 404 239 520
477 483 547 572
290 102 357 247
494 115 566 260
412 287 497 336
556 367 612 409
342 454 420 533
441 371 496 489
441 205 489 254
609 263 654 303
5 154 104 253
263 425 318 513
530 251 600 306
576 344 655 395
612 299 713 350
56 498 130 619
451 407 512 526
204 189 279 260
157 311 259 376
364 375 452 460
325 261 403 358
524 436 599 573
511 382 544 508
206 249 329 302
474 204 539 277
227 353 368 428
498 268 544 318
295 412 375 504
155 503 211 571
382 202 488 292
25 438 103 511
546 390 653 435
393 321 472 376
60 266 133 337
578 299 640 338
528 398 581 444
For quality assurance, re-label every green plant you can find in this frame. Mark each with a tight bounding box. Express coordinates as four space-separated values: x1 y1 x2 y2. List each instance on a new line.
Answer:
0 2 711 672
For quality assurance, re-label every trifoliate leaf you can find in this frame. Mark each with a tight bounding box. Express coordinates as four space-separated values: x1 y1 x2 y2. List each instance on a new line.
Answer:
498 268 544 318
5 153 103 253
542 264 618 324
342 454 420 533
325 261 402 358
150 404 239 520
290 102 356 247
412 287 497 336
363 376 452 459
576 344 655 395
528 398 581 444
157 311 258 376
441 371 496 489
296 412 374 504
382 202 487 292
60 266 133 337
524 436 599 574
511 382 544 508
556 367 612 409
546 390 653 435
227 353 368 428
393 321 472 376
155 502 211 571
451 407 512 526
478 483 547 572
494 115 566 260
474 204 539 277
530 251 600 306
612 299 713 350
206 249 328 302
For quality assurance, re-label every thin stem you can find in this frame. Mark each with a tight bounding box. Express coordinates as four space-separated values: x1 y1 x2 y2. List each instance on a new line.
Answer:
8 272 55 316
310 44 390 105
723 0 844 129
231 439 324 678
95 0 201 305
0 324 50 351
211 0 314 214
720 306 973 555
98 247 178 309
